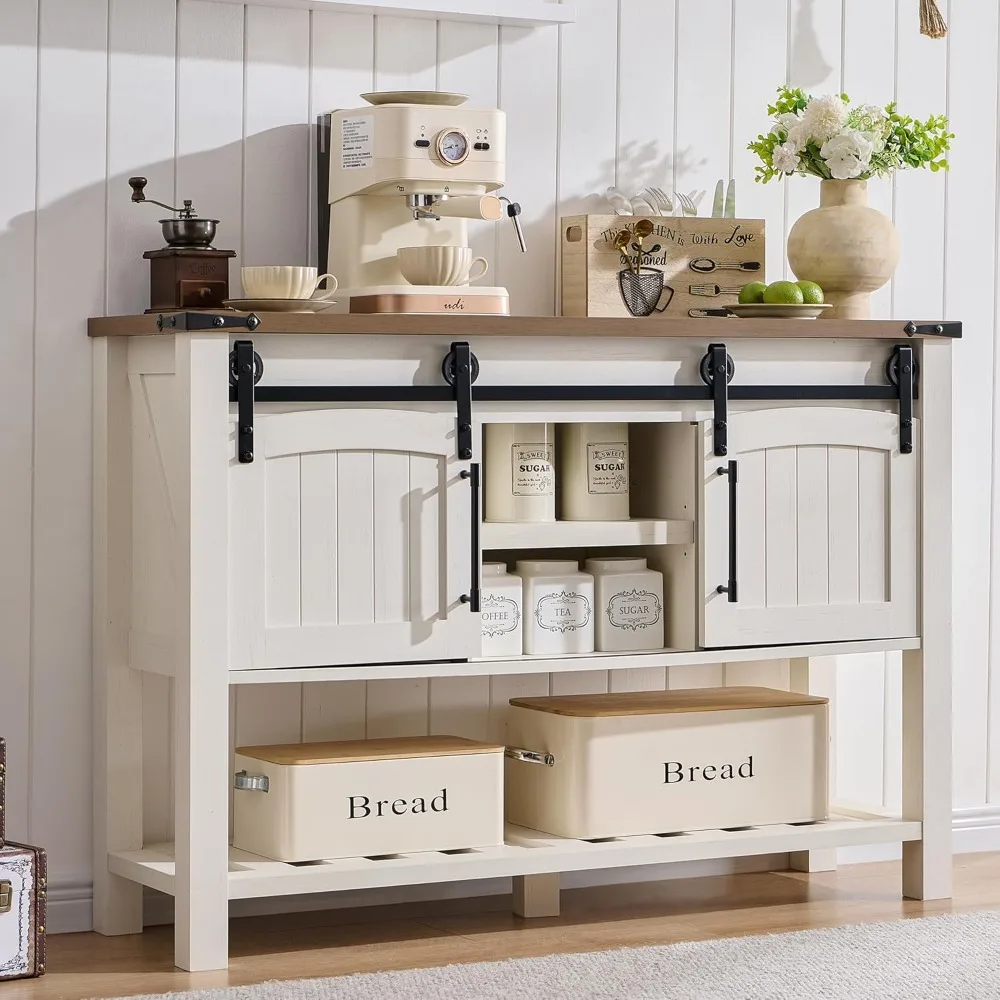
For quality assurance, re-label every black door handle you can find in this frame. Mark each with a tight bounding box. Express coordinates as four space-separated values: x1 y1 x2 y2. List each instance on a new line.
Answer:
716 461 737 603
459 464 481 612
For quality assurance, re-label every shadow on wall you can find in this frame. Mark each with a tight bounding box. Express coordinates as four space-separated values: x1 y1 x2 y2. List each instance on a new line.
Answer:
790 0 834 88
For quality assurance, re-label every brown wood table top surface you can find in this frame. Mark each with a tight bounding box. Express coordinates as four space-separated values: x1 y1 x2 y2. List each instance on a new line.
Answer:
88 312 961 340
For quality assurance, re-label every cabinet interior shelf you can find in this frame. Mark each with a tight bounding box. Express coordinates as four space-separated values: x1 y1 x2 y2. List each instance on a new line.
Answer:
109 812 920 900
482 518 692 550
225 636 922 685
189 0 575 25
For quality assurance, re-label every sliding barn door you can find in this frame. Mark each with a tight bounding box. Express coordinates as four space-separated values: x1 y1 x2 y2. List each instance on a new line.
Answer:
700 407 918 648
229 409 480 670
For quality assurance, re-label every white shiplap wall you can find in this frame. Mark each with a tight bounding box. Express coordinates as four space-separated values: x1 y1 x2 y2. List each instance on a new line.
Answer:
0 0 994 928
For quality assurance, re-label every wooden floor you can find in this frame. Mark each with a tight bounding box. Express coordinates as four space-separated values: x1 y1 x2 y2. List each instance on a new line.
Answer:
9 854 1000 1000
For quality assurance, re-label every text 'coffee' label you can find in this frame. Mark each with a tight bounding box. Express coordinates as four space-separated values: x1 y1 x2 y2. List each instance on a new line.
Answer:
511 443 554 496
587 442 629 494
607 589 662 631
481 594 520 637
341 115 373 169
535 590 592 633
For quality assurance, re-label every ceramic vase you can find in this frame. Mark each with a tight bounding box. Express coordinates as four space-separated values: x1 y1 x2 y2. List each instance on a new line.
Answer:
786 179 899 320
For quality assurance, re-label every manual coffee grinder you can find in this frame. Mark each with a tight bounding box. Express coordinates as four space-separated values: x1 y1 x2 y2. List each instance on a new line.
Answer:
128 177 237 312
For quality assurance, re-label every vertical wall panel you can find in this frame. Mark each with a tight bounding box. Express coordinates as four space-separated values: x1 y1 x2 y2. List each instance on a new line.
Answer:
731 0 789 282
943 0 998 809
497 24 558 314
557 0 618 218
0 0 38 845
176 0 245 287
309 12 375 268
243 5 311 272
617 0 675 199
842 0 896 317
674 0 733 215
374 15 437 90
106 0 176 317
785 0 844 268
32 0 109 883
107 0 178 845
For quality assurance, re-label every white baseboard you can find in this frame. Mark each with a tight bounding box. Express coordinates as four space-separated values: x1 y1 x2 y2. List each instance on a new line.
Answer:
49 806 1000 935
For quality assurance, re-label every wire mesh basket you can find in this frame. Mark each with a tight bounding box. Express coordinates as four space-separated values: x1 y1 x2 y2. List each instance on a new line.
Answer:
618 267 670 316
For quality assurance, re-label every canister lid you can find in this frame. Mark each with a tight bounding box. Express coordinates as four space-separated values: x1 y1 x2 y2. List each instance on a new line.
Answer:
509 686 828 717
482 561 512 577
515 559 580 575
585 556 648 574
235 735 504 765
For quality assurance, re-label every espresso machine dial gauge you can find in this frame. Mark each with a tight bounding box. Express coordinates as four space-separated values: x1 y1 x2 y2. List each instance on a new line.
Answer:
436 129 470 165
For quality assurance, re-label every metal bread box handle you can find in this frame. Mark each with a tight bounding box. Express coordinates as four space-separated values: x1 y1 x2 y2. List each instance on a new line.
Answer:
0 880 11 914
234 770 269 792
505 747 556 767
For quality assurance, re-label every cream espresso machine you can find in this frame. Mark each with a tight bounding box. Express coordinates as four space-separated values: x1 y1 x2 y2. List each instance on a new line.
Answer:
318 92 525 314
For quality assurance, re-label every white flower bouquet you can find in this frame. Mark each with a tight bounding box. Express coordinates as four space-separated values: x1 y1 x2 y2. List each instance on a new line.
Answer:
749 86 951 182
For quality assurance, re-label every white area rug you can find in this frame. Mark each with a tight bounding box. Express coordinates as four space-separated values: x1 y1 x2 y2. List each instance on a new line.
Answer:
109 909 1000 999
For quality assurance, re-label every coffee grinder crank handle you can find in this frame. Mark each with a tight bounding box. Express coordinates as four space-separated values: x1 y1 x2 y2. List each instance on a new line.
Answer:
128 176 197 218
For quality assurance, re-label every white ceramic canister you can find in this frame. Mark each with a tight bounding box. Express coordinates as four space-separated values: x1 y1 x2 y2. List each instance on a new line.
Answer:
558 423 630 521
585 556 664 652
484 423 556 523
516 559 595 655
480 562 523 657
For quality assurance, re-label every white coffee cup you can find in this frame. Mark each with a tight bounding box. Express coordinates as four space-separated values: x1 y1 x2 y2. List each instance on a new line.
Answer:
397 246 489 286
241 266 338 300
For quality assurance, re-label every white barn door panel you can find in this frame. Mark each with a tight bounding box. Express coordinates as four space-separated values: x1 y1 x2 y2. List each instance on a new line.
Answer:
229 409 480 669
701 407 918 648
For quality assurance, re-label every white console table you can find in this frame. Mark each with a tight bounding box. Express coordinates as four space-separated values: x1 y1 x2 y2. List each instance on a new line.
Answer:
89 312 956 971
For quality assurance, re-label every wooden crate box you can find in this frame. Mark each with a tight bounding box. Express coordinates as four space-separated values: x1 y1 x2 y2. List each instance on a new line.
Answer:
561 215 766 318
505 687 828 840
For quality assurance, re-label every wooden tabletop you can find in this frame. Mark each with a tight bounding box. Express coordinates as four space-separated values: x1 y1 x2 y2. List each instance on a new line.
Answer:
509 686 828 718
87 311 961 340
235 735 504 765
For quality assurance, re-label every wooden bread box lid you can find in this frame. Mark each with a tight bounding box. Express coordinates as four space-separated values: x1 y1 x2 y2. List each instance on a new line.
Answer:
509 686 828 718
235 735 504 766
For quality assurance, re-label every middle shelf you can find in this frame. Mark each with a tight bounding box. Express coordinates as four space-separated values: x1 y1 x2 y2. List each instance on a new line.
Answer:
481 518 694 550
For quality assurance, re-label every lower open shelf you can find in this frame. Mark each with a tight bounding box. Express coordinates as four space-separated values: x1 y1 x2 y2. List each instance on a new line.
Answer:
108 812 920 901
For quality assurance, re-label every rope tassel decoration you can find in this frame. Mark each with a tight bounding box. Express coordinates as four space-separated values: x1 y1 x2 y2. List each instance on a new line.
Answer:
920 0 948 39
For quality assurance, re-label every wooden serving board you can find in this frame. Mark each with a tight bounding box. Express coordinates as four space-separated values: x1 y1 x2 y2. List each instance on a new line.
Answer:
561 214 765 318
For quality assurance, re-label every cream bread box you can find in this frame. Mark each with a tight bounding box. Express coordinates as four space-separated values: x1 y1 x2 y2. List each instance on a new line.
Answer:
505 687 828 840
233 736 504 862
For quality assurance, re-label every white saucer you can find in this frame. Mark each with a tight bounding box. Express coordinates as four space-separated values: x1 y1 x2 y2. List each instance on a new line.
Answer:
360 90 468 107
224 298 338 314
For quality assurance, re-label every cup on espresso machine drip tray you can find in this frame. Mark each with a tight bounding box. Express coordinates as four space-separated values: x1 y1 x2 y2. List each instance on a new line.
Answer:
398 246 489 286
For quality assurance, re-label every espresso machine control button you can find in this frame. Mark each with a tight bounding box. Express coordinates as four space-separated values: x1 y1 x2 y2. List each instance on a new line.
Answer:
414 139 430 148
474 141 491 151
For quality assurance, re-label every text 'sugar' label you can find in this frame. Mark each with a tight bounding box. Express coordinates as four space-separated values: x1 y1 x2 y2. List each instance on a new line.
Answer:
511 443 554 496
607 589 662 631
